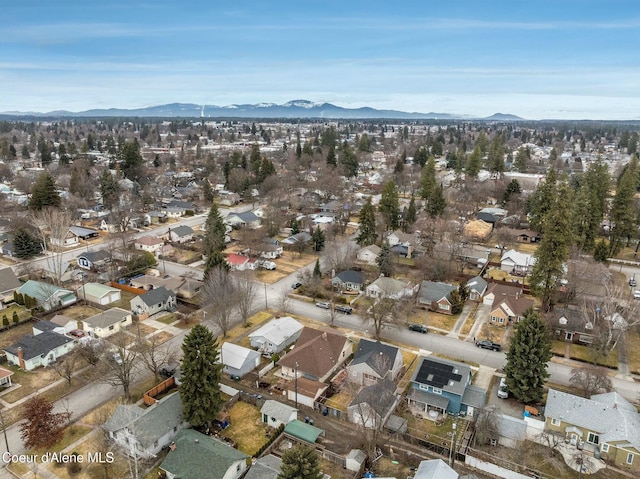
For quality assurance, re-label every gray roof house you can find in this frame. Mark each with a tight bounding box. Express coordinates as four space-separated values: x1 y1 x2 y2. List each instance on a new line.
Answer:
225 211 261 229
545 389 640 470
76 250 112 270
168 225 194 244
4 331 75 371
104 391 187 459
465 276 488 301
245 454 282 479
417 281 457 314
0 267 21 303
82 307 133 338
357 244 381 265
348 377 399 430
220 342 261 378
130 286 177 319
413 459 458 479
260 399 298 429
331 270 365 292
365 277 418 300
160 429 249 479
347 339 403 386
248 316 303 354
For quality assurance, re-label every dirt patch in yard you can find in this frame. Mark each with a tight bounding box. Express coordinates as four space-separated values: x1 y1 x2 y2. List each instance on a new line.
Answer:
151 331 174 344
127 322 156 338
0 320 37 349
220 401 268 456
478 321 506 343
63 305 103 321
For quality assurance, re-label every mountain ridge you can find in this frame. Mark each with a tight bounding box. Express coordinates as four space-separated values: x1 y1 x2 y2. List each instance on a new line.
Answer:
0 100 525 120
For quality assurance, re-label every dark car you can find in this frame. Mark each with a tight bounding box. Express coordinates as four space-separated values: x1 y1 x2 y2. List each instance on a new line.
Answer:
408 323 428 333
476 339 501 351
291 282 303 289
160 360 180 378
335 305 353 314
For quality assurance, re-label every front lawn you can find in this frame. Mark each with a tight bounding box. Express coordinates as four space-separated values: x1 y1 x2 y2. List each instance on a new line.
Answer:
220 401 269 456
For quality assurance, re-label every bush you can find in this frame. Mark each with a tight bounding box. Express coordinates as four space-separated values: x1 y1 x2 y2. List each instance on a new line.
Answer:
12 311 19 324
66 452 82 474
2 316 8 327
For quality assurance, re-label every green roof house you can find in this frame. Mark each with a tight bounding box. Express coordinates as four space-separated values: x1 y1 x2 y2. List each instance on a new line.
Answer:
160 429 249 479
17 280 76 311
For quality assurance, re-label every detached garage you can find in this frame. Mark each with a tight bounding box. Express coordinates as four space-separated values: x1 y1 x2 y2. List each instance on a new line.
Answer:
77 283 122 306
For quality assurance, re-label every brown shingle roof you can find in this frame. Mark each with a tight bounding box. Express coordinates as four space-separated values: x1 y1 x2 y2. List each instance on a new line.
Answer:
279 327 348 379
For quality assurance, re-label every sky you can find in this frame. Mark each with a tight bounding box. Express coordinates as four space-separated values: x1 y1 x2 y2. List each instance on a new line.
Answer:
2 0 640 120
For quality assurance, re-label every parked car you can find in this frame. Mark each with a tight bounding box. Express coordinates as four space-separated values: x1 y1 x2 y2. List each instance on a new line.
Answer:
160 360 180 378
476 339 501 351
335 305 353 314
315 302 330 309
408 323 428 333
291 282 303 289
630 277 637 287
69 329 85 338
497 377 509 399
634 290 640 300
260 260 276 270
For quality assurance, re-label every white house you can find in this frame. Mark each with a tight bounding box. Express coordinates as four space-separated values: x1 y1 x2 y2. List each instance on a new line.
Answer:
500 249 535 275
167 225 194 244
347 339 403 386
4 331 75 371
357 244 381 265
82 308 132 338
134 235 164 255
248 316 303 354
365 277 418 300
220 342 261 378
260 400 298 429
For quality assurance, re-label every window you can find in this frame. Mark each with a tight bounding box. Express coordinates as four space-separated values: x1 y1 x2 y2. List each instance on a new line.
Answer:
551 418 561 426
431 387 442 395
237 464 242 472
109 325 115 330
439 303 450 311
627 453 634 465
587 432 599 445
601 444 609 453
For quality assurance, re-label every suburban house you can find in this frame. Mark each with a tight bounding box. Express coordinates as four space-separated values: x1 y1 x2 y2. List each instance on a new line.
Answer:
130 286 177 319
77 283 122 306
225 211 261 229
167 225 194 244
49 229 79 247
160 429 249 479
331 270 365 292
244 455 283 479
489 294 535 326
82 308 132 338
220 342 261 378
482 283 524 306
218 191 241 206
76 250 112 270
385 230 419 248
105 392 187 459
547 307 594 344
347 339 403 386
16 280 76 311
258 241 283 259
4 331 75 370
417 281 457 314
278 327 353 383
32 320 67 336
365 277 418 300
286 376 329 408
50 314 78 334
515 229 541 243
260 400 298 429
281 231 311 246
69 226 100 241
0 367 13 388
413 459 471 479
39 261 85 284
357 244 381 265
347 378 398 430
500 249 535 275
465 276 488 301
176 278 203 299
248 316 304 354
226 253 251 271
0 267 21 305
545 388 640 471
129 274 183 293
134 235 164 255
407 356 486 419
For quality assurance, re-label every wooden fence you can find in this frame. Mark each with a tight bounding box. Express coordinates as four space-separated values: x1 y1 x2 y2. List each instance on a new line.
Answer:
143 376 176 406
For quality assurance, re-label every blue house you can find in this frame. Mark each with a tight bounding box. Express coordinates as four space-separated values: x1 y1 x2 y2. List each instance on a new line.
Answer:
407 356 485 419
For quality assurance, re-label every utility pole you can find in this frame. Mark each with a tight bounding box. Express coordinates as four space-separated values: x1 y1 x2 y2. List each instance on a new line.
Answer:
0 408 9 455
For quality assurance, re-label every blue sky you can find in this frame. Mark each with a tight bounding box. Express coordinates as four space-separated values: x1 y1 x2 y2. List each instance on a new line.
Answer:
2 0 639 119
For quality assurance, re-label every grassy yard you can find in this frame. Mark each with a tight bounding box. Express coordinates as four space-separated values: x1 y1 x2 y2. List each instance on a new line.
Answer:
222 310 273 343
0 320 36 349
220 401 268 456
63 305 102 320
1 365 68 403
627 330 640 374
109 290 137 310
0 303 32 323
478 321 506 343
127 322 157 338
155 313 179 324
552 340 619 368
426 311 459 331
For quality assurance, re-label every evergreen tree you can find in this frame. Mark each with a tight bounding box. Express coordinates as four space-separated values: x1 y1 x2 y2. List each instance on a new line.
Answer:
574 159 610 252
378 180 400 230
120 141 145 182
203 250 230 281
28 172 60 210
501 179 521 206
404 196 417 232
513 147 529 172
527 168 557 233
13 228 42 258
377 241 394 277
593 240 609 263
2 315 8 327
609 155 638 255
311 226 325 252
291 219 300 235
326 145 336 166
202 180 214 203
100 169 120 210
180 325 223 428
37 134 52 165
313 258 321 278
356 197 377 246
465 145 482 179
449 289 464 315
487 137 505 176
504 309 552 403
12 311 18 324
414 146 428 167
339 142 359 177
529 180 573 311
277 444 323 479
419 157 437 202
203 204 226 257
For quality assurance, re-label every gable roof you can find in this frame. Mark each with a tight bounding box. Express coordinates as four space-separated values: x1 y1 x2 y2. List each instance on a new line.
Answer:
50 314 75 327
349 377 397 416
500 249 535 267
105 392 184 449
547 307 589 332
84 308 130 330
465 276 488 295
232 211 260 223
491 295 534 316
485 282 523 298
278 327 348 378
368 276 410 294
260 400 297 424
170 225 193 237
418 281 456 303
17 280 72 303
77 250 112 263
333 270 364 285
161 429 248 479
351 339 400 378
411 356 470 397
359 244 381 255
461 384 487 410
135 235 163 246
245 455 282 479
33 320 62 333
4 331 74 361
136 286 175 307
414 459 458 479
284 419 324 443
248 317 303 345
0 268 21 293
226 253 249 266
220 342 260 370
80 282 120 299
546 389 640 449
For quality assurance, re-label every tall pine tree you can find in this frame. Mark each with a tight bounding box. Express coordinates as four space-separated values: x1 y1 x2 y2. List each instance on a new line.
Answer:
180 325 223 428
278 445 323 479
28 172 60 210
504 309 552 403
356 197 377 246
609 155 638 255
378 180 400 230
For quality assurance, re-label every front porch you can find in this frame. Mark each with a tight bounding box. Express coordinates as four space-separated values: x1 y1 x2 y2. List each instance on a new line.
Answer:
407 388 448 423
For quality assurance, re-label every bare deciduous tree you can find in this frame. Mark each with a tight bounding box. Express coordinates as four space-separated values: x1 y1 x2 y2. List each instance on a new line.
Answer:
473 406 501 447
235 272 257 326
101 332 139 401
76 338 106 366
53 351 78 385
30 207 74 286
138 333 176 381
202 266 237 337
323 240 357 274
569 364 613 398
361 298 400 340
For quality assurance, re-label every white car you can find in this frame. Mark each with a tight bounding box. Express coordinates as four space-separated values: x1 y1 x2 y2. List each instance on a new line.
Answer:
261 261 276 270
497 377 509 399
633 290 640 300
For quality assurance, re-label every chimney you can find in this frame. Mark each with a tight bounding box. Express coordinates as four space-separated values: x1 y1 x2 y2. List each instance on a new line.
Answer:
322 332 327 341
17 347 25 369
169 442 176 451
